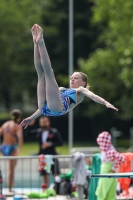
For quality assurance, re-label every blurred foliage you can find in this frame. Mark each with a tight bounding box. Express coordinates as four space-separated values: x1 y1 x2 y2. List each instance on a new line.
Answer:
0 0 99 113
0 0 133 122
40 0 99 81
79 0 133 120
0 0 43 109
0 112 10 120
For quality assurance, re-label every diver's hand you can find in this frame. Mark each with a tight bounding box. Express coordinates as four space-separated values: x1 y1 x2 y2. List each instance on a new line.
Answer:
105 102 118 111
20 117 32 129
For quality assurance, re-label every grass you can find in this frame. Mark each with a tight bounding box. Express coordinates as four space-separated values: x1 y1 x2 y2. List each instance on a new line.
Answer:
19 142 39 156
19 142 69 156
19 142 97 156
19 139 130 155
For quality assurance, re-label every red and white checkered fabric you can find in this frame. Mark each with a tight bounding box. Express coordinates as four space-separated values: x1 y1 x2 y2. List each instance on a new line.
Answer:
97 131 125 168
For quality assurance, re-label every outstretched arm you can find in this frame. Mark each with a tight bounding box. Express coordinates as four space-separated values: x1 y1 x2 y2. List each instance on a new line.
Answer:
20 109 42 129
80 87 118 111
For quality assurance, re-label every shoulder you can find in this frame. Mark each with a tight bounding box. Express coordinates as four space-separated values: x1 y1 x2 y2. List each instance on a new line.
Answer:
4 120 10 125
36 128 42 136
36 128 42 132
16 123 22 131
35 128 42 138
77 86 88 93
59 87 66 91
50 128 58 133
2 121 9 128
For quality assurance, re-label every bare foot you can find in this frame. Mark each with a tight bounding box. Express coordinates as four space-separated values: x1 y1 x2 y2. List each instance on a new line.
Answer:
36 25 43 45
9 189 15 193
31 24 37 43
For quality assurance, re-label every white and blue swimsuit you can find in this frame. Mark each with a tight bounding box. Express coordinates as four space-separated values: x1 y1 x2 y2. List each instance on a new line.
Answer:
41 88 77 116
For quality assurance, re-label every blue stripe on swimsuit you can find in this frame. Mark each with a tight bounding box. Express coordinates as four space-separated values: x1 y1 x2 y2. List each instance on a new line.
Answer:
41 88 76 117
1 144 17 156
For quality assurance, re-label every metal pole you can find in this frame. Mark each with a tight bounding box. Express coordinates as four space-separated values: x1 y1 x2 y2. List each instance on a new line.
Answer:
68 0 73 154
130 127 133 150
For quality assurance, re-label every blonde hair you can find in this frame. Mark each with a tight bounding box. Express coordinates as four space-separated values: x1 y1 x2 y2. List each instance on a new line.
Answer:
78 72 89 89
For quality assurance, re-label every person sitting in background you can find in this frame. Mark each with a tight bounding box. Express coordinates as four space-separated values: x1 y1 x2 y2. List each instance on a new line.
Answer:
30 116 63 190
95 131 125 200
0 109 23 192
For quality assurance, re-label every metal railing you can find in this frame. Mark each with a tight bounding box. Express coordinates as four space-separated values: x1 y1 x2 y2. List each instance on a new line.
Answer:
0 154 93 199
1 154 132 200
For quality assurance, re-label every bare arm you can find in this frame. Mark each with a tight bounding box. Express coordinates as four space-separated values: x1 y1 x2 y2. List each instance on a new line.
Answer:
17 126 23 153
0 123 5 135
29 109 42 120
0 126 3 135
20 109 42 129
81 87 118 111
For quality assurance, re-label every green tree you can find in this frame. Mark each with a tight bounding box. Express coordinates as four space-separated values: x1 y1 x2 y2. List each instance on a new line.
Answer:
79 0 133 120
0 0 98 113
0 0 43 110
40 0 98 85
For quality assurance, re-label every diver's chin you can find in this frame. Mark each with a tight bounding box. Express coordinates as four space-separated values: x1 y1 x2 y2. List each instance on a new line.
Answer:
70 85 75 88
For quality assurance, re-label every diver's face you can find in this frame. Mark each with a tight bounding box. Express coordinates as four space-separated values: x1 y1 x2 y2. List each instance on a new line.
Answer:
70 72 85 88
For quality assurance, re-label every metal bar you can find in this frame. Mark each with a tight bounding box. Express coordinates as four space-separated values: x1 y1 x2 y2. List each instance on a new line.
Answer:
0 154 93 160
68 0 74 154
21 158 23 194
91 172 133 178
30 158 32 194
